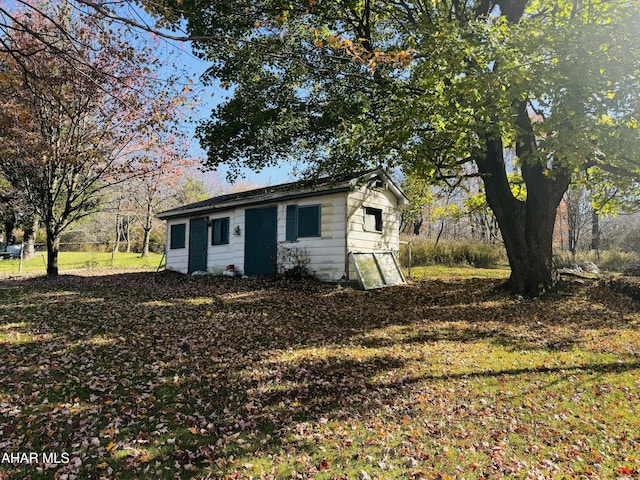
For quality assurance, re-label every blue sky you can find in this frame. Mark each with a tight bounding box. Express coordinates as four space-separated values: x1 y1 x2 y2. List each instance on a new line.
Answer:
94 0 300 190
154 36 298 190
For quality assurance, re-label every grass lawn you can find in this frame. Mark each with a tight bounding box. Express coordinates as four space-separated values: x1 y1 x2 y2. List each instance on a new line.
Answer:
0 251 164 275
1 269 639 479
405 265 511 280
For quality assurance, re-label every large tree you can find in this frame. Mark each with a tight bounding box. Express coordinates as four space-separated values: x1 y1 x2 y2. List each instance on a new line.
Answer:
0 3 192 275
127 0 637 295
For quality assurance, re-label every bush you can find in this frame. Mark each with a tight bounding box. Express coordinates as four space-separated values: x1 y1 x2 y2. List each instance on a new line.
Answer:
553 250 639 273
399 238 507 268
148 231 166 254
276 245 312 279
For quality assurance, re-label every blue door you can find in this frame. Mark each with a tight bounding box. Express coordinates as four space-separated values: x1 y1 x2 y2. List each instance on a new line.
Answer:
188 218 208 273
244 206 277 275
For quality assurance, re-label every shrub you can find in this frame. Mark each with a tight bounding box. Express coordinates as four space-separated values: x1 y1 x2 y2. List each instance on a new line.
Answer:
399 238 506 268
275 245 312 279
148 231 166 254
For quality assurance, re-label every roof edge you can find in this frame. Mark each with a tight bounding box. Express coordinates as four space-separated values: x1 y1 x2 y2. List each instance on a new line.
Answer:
157 168 408 220
157 186 352 220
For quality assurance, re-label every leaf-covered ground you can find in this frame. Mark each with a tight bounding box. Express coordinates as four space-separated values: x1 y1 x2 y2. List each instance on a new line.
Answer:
1 270 639 479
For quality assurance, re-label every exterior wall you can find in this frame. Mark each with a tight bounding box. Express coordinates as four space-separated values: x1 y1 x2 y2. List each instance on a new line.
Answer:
165 218 190 273
165 212 241 275
207 210 242 274
164 193 349 280
164 185 401 281
346 184 401 279
277 192 347 281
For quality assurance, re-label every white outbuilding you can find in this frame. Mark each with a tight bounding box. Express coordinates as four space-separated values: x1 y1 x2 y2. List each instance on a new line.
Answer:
157 169 408 283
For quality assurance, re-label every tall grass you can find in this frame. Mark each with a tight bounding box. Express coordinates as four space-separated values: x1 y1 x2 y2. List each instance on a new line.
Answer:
400 238 638 273
553 249 638 272
399 238 507 268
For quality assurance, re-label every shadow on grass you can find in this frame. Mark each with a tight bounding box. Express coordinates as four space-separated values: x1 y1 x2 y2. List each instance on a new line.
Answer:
1 271 639 478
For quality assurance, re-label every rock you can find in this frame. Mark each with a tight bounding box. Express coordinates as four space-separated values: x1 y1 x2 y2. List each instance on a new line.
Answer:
579 261 600 274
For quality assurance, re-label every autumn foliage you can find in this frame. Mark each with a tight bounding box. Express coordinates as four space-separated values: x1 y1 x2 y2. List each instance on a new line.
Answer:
0 2 195 275
1 271 639 479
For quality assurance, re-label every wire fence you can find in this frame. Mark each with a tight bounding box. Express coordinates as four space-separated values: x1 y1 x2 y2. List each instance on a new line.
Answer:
0 242 166 275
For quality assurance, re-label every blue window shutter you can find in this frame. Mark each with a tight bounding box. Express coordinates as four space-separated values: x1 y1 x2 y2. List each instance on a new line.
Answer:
170 223 186 249
221 218 229 244
212 220 220 245
286 205 298 241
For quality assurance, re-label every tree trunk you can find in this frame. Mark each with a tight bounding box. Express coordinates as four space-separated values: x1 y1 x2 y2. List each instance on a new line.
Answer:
22 218 37 260
558 205 565 252
499 189 562 295
567 202 578 259
141 230 150 257
113 215 121 254
466 0 571 296
46 230 60 276
476 131 570 296
141 201 153 257
435 220 445 246
3 219 15 248
125 216 131 253
412 217 423 236
590 209 600 258
113 194 123 254
565 188 587 260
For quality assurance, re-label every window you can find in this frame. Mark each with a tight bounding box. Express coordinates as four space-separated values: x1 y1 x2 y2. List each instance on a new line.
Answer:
364 207 383 232
286 204 321 240
211 217 230 245
170 223 186 249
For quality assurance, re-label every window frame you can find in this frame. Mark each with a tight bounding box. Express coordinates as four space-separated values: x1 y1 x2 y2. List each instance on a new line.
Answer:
364 207 383 233
286 204 321 241
170 223 186 249
211 217 230 246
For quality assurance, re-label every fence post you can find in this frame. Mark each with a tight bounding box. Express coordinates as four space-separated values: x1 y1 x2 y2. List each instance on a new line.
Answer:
400 240 412 279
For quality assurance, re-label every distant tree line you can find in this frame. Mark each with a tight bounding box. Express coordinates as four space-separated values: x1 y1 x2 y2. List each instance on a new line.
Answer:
399 173 640 263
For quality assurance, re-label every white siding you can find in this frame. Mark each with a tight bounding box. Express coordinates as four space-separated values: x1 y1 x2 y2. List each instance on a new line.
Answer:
206 211 238 274
231 209 246 274
164 184 401 282
346 185 400 279
165 213 241 274
165 219 190 273
277 193 348 281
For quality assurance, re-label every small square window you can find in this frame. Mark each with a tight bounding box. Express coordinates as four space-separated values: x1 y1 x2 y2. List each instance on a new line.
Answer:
364 207 383 232
211 217 230 245
297 205 321 238
286 204 321 240
170 223 186 249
